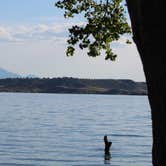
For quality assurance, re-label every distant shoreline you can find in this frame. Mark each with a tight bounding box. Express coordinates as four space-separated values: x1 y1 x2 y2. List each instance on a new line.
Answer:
0 77 147 95
0 91 147 96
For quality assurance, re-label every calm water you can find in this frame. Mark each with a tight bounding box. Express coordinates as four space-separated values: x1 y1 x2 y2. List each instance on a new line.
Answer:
0 93 152 166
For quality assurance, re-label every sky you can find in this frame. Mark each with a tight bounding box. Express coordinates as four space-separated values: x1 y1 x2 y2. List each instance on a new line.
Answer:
0 0 145 81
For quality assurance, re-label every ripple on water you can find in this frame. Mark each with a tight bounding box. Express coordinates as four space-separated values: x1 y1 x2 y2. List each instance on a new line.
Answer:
0 93 152 166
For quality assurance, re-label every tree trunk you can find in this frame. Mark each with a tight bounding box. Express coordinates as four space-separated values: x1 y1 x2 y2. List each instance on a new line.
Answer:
126 1 166 165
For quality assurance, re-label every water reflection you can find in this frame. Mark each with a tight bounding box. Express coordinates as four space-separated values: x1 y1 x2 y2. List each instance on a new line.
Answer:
104 153 111 165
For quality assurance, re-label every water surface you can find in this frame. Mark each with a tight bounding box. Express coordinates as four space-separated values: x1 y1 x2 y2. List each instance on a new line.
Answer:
0 93 152 166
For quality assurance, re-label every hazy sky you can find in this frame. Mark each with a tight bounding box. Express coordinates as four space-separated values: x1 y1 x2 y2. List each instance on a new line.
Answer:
0 0 145 81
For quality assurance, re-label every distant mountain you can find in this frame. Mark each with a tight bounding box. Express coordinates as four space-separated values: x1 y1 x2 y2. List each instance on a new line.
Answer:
0 68 21 78
0 68 38 79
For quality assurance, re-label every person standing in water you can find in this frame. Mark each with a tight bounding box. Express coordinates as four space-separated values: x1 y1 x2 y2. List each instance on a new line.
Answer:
104 135 112 160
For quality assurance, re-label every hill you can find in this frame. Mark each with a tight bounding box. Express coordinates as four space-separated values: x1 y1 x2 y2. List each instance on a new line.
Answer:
0 68 37 79
0 68 21 78
0 77 147 95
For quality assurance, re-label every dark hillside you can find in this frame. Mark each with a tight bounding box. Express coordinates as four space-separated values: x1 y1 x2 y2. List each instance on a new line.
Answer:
0 78 147 95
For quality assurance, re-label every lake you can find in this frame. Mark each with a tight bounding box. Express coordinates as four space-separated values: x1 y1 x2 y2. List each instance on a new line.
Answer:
0 93 152 166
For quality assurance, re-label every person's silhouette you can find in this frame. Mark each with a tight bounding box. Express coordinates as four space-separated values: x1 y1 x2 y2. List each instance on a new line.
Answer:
104 135 112 160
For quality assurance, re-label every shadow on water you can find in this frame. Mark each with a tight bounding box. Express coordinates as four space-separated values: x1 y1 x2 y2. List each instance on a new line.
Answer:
104 153 111 165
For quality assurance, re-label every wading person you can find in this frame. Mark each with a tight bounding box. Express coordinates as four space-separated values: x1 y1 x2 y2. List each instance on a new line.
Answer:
104 135 112 160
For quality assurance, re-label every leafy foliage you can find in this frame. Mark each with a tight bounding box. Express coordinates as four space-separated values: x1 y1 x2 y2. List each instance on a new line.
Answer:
55 0 131 60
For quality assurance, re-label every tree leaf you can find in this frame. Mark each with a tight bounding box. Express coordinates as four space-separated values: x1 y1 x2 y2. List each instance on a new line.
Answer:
55 0 131 61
